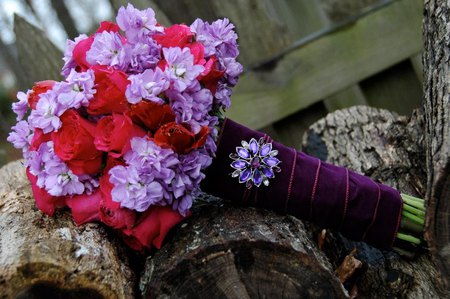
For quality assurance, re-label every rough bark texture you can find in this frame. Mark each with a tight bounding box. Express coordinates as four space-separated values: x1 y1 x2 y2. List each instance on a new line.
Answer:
423 0 450 291
141 203 347 298
302 106 443 298
0 161 135 299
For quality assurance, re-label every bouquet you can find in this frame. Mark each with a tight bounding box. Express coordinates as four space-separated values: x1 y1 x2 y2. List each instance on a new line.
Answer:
8 4 424 253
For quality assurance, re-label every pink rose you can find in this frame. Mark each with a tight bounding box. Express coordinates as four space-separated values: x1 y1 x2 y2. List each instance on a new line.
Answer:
52 110 102 175
94 113 147 158
87 66 130 115
27 169 65 216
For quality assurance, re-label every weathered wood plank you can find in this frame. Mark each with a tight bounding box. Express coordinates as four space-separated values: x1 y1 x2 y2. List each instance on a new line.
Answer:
323 85 367 112
13 15 63 90
153 0 293 67
360 60 423 116
227 0 422 129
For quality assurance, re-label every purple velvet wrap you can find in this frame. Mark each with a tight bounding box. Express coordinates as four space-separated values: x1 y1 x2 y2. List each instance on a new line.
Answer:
201 119 403 250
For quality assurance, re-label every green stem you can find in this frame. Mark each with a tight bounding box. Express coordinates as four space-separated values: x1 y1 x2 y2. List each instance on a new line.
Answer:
396 232 422 245
402 203 425 217
402 210 425 225
400 217 423 234
401 194 425 209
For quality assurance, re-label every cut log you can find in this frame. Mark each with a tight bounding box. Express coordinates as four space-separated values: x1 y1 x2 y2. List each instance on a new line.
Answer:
302 106 444 298
423 0 450 291
0 161 135 299
141 203 347 298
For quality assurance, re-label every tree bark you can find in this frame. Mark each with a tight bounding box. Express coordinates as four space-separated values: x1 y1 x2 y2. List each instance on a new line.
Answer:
423 0 450 291
141 202 347 298
0 161 135 299
302 106 443 298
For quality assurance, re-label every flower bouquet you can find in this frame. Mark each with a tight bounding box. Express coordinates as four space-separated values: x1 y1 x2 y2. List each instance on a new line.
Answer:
8 4 424 253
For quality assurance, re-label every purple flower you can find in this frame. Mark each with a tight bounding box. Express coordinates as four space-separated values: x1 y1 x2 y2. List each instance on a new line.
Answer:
12 91 29 121
86 31 126 69
62 34 89 77
126 68 168 104
214 83 232 109
60 69 96 108
124 40 161 73
109 164 164 212
221 57 243 86
163 47 204 92
8 120 32 151
169 151 211 216
116 4 163 43
230 138 281 188
124 137 179 182
26 141 85 196
190 18 239 58
28 90 64 133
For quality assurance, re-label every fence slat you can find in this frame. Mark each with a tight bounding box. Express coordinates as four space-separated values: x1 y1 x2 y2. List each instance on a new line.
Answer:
13 15 63 90
226 0 422 129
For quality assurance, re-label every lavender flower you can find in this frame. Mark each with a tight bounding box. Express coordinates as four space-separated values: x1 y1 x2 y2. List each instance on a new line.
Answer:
12 91 29 121
126 68 168 104
28 89 64 133
109 164 164 212
61 34 89 77
116 4 163 43
27 141 85 196
86 31 126 69
163 47 204 92
190 18 239 58
214 83 232 109
109 137 180 211
7 120 32 151
124 40 161 73
170 151 211 216
60 69 96 108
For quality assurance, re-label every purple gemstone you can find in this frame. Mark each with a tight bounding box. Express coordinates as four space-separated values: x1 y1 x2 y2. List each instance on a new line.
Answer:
239 168 252 183
250 157 261 169
231 160 248 169
260 143 272 156
263 157 280 167
237 147 250 159
253 169 262 187
261 167 274 178
249 138 259 155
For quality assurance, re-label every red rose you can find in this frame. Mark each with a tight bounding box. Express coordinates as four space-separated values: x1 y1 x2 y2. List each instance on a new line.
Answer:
127 101 175 132
153 24 194 48
199 56 224 94
26 169 65 216
52 109 102 175
99 174 136 230
94 113 147 157
121 206 185 250
96 21 120 33
154 122 209 154
30 128 51 151
28 80 56 109
87 65 130 115
66 189 101 226
73 36 94 72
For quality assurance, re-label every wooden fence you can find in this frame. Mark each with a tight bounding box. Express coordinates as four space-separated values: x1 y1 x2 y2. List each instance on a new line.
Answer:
11 0 423 150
